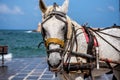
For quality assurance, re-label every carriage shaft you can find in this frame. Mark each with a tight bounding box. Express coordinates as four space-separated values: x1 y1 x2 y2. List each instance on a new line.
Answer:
70 51 96 60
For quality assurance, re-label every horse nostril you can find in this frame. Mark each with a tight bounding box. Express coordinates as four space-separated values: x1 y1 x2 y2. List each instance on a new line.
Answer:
59 60 62 64
47 59 62 68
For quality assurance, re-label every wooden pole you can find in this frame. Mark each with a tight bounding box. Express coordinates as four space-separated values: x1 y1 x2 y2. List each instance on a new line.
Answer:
71 51 95 60
2 54 4 66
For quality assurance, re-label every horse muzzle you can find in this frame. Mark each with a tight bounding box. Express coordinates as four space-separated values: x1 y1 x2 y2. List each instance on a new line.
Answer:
47 59 62 72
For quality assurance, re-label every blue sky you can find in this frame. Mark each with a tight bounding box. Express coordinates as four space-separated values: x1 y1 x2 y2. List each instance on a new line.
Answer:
0 0 120 30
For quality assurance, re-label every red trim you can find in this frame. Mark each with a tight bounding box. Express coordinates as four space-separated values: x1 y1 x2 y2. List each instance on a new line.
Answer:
82 28 99 47
82 28 89 43
94 37 99 47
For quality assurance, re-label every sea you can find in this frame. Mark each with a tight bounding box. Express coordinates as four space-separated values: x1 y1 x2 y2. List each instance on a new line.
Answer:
0 30 46 58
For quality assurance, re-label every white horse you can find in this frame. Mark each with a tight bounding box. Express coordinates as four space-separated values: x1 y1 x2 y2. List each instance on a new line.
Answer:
39 0 120 80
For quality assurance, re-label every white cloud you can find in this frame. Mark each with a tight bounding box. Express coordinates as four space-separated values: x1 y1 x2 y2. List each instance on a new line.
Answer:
96 6 115 12
0 4 24 15
108 6 115 12
96 8 104 12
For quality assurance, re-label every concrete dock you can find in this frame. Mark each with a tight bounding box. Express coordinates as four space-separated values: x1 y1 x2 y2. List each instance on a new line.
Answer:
0 58 55 80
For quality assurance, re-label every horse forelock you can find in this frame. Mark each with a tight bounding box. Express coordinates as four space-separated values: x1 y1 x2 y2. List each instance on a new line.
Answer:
42 6 62 19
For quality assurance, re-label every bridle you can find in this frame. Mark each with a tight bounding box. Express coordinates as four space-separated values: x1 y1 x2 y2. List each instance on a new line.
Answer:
41 10 68 48
41 8 70 70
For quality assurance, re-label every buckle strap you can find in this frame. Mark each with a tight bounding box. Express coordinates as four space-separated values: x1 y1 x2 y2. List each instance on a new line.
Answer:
45 38 64 47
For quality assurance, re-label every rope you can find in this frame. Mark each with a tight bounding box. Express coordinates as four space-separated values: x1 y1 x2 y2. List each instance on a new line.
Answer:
96 31 120 38
96 26 120 31
38 42 44 48
89 27 120 54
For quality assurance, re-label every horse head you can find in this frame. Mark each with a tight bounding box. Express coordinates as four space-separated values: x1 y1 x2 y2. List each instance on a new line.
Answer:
39 0 69 71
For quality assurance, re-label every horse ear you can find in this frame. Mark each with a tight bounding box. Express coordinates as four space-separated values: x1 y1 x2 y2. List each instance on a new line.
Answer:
61 0 69 13
39 0 47 13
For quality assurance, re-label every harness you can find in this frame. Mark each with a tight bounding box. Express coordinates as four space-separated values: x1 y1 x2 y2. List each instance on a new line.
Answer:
39 3 120 80
63 25 99 79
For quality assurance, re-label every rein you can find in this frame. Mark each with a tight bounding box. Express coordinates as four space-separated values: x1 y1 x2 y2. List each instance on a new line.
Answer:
89 27 120 54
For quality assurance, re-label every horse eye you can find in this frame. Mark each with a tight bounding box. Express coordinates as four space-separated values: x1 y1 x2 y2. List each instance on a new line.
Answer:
61 26 65 31
41 27 46 36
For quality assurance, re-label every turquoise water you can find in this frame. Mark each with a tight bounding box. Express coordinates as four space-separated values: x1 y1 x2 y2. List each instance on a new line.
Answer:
0 30 46 58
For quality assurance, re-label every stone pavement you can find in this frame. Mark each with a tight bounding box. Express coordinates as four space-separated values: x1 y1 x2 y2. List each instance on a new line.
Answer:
0 58 55 80
0 57 113 80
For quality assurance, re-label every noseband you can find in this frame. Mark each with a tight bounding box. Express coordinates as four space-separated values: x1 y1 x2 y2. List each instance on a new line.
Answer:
45 38 64 48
